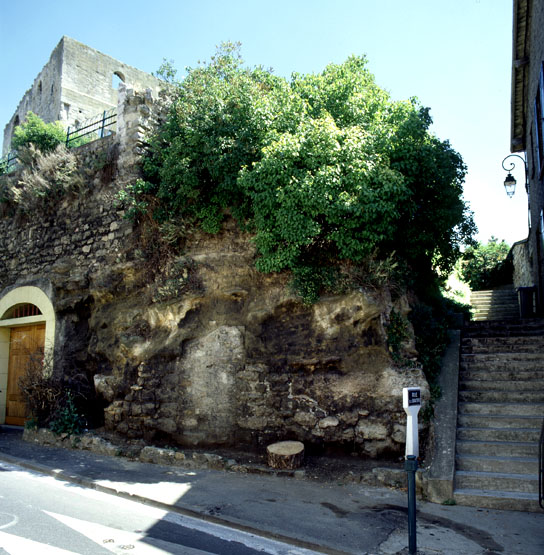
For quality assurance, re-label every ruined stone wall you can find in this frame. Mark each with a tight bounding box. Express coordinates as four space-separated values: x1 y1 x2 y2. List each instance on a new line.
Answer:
3 40 64 155
3 36 161 154
59 37 161 129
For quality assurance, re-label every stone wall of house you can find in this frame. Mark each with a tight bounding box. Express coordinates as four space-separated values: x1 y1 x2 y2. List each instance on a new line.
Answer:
517 0 544 310
0 88 429 458
511 239 533 288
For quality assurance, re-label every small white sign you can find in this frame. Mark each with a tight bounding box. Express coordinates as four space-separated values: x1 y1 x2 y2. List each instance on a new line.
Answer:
403 387 421 458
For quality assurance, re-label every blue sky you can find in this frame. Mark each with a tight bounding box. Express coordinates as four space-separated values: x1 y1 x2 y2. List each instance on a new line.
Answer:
0 0 525 245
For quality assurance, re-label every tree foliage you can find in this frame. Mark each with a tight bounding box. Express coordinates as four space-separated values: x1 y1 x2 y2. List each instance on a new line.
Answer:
11 112 66 153
122 43 475 302
459 237 512 291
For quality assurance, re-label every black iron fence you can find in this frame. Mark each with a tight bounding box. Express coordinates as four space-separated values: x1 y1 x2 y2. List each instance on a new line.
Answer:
66 108 117 147
0 108 117 173
0 151 18 173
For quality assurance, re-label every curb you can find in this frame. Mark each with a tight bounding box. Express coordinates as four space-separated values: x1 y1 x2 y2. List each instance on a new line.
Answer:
0 451 347 555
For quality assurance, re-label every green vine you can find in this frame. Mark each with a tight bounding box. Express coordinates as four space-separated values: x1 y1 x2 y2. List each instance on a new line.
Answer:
386 309 409 363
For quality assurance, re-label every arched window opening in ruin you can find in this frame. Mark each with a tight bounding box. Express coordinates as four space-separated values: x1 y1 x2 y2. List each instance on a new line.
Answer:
1 303 42 320
112 71 125 89
38 81 42 95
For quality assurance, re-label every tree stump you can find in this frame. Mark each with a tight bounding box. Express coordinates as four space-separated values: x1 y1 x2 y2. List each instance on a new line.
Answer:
266 441 305 469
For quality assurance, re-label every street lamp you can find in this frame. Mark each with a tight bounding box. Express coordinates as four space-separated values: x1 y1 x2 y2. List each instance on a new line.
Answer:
503 172 516 198
501 154 527 198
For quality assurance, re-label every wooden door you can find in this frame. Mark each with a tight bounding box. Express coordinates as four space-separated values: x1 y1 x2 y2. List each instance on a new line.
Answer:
6 324 45 426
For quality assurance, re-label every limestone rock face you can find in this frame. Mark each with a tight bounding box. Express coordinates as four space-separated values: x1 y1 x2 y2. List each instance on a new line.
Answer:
86 224 429 457
0 88 428 457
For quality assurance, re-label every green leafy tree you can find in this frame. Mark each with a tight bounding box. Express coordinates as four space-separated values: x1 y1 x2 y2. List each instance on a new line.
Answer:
11 112 66 153
459 237 512 290
122 44 475 302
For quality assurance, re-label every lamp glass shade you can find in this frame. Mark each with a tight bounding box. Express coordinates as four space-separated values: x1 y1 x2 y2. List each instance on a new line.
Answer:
504 173 516 198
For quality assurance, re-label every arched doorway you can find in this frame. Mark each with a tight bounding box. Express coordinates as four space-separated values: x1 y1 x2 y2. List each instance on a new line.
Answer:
0 287 55 425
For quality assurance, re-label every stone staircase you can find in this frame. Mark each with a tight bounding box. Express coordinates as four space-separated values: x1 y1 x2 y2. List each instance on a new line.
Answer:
470 286 520 321
454 318 544 511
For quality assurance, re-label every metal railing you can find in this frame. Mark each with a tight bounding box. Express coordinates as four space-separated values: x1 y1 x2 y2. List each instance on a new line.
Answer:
66 108 116 147
0 151 18 173
1 109 117 174
538 420 544 509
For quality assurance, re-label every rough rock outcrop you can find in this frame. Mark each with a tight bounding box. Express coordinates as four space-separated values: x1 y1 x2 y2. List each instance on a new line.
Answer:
86 222 429 456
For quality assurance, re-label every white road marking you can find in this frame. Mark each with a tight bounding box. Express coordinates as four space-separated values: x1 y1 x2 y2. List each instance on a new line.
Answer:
0 530 78 554
45 511 209 554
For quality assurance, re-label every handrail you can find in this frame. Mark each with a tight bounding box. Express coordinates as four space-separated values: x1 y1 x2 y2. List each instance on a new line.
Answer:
0 151 18 173
1 109 117 174
540 416 544 509
66 108 116 147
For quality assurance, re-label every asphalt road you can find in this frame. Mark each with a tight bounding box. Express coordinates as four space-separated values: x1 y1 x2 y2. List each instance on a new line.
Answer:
0 461 319 554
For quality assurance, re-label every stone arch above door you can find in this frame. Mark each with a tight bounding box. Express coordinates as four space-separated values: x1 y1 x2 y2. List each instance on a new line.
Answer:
0 286 55 424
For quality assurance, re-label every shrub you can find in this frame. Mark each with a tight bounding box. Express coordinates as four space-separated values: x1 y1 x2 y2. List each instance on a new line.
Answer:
459 237 512 290
17 352 92 433
4 144 84 213
120 44 475 303
49 392 85 436
386 309 410 363
11 112 66 153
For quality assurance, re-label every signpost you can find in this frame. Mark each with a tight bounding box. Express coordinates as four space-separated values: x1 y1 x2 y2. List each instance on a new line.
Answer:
403 387 421 555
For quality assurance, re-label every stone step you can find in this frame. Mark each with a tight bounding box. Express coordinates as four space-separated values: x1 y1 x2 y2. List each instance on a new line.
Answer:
456 454 538 474
472 310 519 319
471 287 516 295
472 303 518 312
472 295 517 302
458 389 544 403
458 402 544 416
460 377 544 389
463 344 544 354
461 352 544 363
470 288 516 299
458 413 543 429
457 311 544 513
462 319 544 338
462 335 544 347
453 488 541 512
456 439 538 457
461 344 544 355
460 367 544 379
472 316 519 322
472 301 518 309
456 427 541 442
460 359 544 371
455 470 539 494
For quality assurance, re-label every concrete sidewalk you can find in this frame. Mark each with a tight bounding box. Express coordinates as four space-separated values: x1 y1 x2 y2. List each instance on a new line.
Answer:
0 427 543 555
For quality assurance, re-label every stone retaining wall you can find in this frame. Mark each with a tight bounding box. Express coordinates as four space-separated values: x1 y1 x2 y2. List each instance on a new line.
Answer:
22 427 407 487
